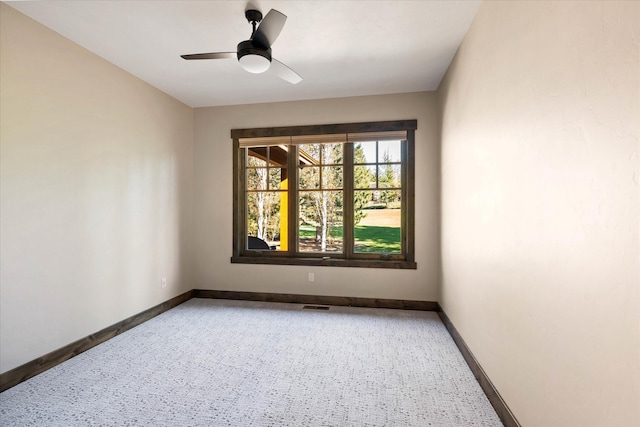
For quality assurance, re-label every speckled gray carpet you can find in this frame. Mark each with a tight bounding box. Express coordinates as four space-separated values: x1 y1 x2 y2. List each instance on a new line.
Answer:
0 298 502 426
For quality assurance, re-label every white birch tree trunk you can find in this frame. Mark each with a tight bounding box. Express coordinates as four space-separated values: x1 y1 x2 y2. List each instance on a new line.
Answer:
320 192 328 251
256 169 267 240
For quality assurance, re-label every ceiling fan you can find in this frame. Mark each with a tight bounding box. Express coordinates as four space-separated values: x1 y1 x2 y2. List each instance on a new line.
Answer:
181 9 302 84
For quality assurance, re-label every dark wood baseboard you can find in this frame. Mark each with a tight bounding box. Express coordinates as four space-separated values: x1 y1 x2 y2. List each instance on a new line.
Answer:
0 290 194 393
437 307 521 427
193 289 438 311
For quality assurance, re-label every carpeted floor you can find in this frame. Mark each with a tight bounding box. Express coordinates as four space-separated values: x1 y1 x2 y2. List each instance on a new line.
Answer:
0 298 503 426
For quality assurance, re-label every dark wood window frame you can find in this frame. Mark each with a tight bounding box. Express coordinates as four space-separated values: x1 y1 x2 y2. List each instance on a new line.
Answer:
231 120 417 269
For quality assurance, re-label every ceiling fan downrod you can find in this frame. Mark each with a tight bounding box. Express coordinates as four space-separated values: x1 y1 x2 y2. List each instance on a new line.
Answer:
245 9 262 36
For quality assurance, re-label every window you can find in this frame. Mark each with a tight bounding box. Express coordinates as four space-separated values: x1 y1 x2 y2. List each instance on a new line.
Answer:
232 120 417 269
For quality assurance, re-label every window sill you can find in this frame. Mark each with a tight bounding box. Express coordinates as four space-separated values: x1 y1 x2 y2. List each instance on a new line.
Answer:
230 256 417 269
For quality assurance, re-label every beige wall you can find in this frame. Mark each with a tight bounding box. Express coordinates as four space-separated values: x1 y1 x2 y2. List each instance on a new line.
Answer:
0 5 194 373
193 92 441 301
438 1 639 426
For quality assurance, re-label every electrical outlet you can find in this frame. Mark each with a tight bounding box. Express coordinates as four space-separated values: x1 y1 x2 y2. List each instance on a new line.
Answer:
161 278 167 288
308 272 314 282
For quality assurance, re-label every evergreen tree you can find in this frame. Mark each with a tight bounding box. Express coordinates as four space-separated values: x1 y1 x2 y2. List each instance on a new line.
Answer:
353 143 373 224
379 149 400 207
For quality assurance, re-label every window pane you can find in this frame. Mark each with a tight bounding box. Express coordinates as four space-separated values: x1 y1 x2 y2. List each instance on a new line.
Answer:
354 190 402 254
378 164 401 188
247 191 284 250
299 191 343 253
298 143 343 165
354 141 376 164
354 165 376 189
269 168 287 190
247 149 267 167
322 166 343 189
247 168 267 190
299 166 319 189
299 144 321 164
323 143 343 164
268 146 289 167
378 140 402 162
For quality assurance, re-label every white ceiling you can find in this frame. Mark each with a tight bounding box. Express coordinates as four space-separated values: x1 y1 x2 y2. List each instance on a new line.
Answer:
6 1 481 108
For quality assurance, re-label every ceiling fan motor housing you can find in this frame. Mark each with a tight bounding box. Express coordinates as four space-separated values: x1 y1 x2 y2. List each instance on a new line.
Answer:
237 40 272 73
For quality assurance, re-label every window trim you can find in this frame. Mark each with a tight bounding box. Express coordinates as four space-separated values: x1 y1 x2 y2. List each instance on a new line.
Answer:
231 120 417 269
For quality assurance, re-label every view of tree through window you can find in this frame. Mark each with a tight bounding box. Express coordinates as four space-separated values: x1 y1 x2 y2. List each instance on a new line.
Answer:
233 121 416 269
245 146 288 250
298 142 343 252
353 140 402 253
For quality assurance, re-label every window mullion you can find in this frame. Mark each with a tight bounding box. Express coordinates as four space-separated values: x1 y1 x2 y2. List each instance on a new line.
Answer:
343 142 354 259
234 140 244 257
288 145 299 255
405 131 415 263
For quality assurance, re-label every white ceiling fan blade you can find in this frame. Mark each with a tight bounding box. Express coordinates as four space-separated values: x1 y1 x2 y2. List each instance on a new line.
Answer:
270 58 302 84
252 9 286 50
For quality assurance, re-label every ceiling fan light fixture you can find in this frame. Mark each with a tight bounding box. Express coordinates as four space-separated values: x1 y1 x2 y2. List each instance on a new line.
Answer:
239 53 271 73
237 40 272 74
